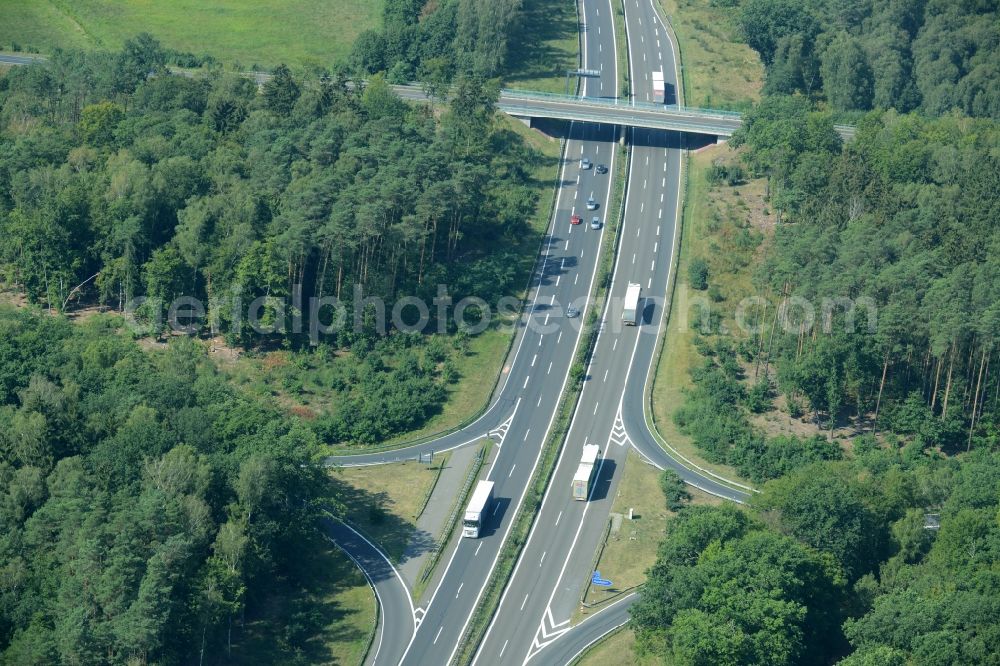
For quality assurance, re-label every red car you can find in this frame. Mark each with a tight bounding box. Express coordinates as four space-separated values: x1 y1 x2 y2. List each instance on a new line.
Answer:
570 214 582 225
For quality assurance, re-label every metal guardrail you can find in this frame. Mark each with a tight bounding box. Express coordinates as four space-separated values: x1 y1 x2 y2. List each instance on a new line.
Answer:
499 87 743 118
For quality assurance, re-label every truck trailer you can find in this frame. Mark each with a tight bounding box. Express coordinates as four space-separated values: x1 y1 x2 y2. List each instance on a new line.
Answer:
623 282 641 326
652 70 666 104
572 445 602 500
463 480 495 538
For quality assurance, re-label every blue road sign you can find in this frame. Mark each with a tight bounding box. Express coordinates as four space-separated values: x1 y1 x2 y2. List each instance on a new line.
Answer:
591 571 613 587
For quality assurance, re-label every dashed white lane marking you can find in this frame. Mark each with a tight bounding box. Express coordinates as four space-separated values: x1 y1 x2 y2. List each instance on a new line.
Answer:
645 155 649 165
565 240 569 250
550 294 555 305
555 511 562 526
544 314 550 325
654 242 659 253
663 162 667 172
657 226 661 236
557 331 563 343
532 354 537 367
595 145 600 154
475 542 483 556
537 396 542 407
574 273 579 285
637 226 641 236
604 368 609 381
494 502 502 515
547 361 553 374
593 402 599 415
523 375 530 389
662 177 666 187
500 641 509 658
632 253 636 264
538 335 543 346
658 208 662 218
651 260 656 271
456 583 464 598
640 202 644 213
434 626 444 644
581 248 584 258
613 339 618 351
574 190 578 199
661 193 664 202
524 428 531 441
648 277 652 289
521 594 530 611
540 551 546 566
643 178 647 188
509 464 517 478
556 275 560 286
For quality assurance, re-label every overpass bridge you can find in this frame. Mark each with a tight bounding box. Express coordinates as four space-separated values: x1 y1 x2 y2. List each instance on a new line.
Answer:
394 86 856 140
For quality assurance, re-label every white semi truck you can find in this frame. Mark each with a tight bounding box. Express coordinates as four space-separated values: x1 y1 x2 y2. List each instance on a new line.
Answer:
572 445 602 500
652 70 666 104
623 282 641 326
463 480 495 538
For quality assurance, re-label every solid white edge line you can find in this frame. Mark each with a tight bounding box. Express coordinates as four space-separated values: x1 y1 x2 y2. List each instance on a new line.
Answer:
325 535 387 666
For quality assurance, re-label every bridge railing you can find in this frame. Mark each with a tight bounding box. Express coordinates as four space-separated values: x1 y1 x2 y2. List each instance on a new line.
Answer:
498 88 744 119
496 103 740 134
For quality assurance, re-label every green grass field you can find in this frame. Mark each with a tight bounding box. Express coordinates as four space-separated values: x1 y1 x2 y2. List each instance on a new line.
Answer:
657 0 763 109
331 460 443 562
0 0 381 68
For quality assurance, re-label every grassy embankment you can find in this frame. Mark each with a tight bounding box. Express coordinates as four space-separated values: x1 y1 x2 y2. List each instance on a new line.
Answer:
0 0 378 67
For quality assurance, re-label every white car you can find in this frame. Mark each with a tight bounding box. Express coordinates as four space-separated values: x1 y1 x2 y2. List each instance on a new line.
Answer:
590 217 601 229
586 197 598 210
580 158 593 170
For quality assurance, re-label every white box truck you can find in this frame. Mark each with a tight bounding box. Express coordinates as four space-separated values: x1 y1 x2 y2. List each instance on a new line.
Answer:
572 445 601 500
463 480 494 538
652 70 666 104
623 283 641 326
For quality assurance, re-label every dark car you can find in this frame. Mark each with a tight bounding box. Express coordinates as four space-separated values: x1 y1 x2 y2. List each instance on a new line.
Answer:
566 305 580 318
596 164 608 174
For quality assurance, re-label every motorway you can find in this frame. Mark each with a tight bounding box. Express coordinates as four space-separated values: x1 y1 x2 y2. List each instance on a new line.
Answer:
389 0 624 662
473 1 749 665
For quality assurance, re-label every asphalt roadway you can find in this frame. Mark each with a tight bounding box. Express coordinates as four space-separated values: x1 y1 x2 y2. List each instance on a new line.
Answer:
473 1 750 664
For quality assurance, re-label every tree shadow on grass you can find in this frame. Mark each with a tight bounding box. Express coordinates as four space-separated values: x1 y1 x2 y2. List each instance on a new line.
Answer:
326 472 438 566
505 0 579 86
234 537 375 665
